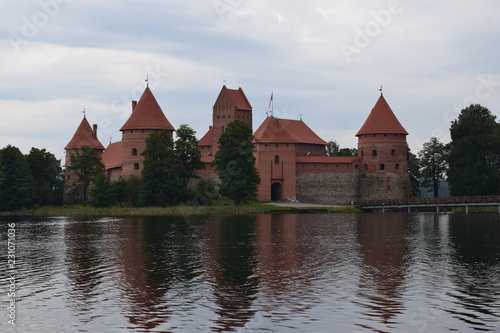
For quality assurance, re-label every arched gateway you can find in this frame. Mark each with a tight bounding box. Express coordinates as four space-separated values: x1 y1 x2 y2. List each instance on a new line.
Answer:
271 182 283 201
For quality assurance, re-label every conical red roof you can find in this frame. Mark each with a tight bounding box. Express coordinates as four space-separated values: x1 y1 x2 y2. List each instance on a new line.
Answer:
65 116 105 150
254 117 326 145
120 87 175 131
356 95 408 136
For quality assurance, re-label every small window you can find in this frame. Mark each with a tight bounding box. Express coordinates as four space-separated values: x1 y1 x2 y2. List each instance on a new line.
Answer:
355 164 359 169
391 149 396 156
380 164 385 170
276 144 279 148
275 155 279 164
134 163 139 170
372 150 377 156
395 163 400 170
132 148 137 156
222 126 225 133
361 150 364 157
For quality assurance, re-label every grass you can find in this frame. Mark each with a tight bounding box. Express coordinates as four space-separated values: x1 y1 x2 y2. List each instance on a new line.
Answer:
32 201 361 216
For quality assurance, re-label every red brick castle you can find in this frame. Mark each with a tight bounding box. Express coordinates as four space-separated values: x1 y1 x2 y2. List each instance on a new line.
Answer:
64 85 411 204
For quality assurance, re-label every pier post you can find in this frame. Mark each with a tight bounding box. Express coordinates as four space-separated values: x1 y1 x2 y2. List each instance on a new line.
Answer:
465 204 469 214
436 206 439 213
407 206 411 213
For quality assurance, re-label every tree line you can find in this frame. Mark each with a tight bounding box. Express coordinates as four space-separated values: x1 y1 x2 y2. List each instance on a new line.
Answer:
412 104 500 197
0 146 63 211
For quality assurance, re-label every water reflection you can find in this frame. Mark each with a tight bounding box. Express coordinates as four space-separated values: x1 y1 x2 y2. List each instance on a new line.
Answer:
2 213 500 333
355 214 409 332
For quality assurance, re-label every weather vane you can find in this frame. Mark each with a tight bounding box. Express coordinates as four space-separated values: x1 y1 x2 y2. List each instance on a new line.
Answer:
379 85 383 95
83 108 86 117
145 75 149 88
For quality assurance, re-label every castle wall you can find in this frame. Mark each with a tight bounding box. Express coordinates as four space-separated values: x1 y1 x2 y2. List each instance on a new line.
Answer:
359 173 412 203
296 171 360 205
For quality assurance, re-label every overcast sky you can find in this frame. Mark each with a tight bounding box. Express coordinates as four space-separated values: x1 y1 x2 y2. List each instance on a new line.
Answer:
1 0 499 162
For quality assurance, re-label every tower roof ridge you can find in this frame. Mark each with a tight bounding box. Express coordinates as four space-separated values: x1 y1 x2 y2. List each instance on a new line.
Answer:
120 87 175 131
356 95 408 136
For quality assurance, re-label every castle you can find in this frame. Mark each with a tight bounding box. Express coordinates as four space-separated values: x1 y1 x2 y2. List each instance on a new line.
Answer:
64 85 412 205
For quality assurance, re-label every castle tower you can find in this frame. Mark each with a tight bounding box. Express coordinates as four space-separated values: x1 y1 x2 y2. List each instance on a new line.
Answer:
64 115 105 184
64 115 105 204
120 86 175 177
210 85 252 154
356 93 411 201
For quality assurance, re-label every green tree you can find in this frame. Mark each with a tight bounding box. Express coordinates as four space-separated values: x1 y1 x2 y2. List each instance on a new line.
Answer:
140 130 187 206
90 173 115 207
407 147 421 197
448 104 500 196
213 120 260 205
0 145 34 211
326 140 339 156
326 140 357 156
112 175 141 207
418 137 449 197
67 145 105 206
26 147 63 206
175 124 205 181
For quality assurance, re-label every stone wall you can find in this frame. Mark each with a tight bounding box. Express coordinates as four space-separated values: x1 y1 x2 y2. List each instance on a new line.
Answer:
359 173 412 202
296 172 360 205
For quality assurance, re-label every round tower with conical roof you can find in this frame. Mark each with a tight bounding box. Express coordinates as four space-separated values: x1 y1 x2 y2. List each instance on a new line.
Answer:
120 87 175 177
356 93 412 202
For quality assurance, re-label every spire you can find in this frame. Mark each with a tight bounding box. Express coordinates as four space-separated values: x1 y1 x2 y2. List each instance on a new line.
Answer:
356 94 408 136
120 86 175 131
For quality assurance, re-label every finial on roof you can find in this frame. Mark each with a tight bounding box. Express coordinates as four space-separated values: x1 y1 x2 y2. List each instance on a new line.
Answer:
300 114 302 121
379 85 383 96
83 108 86 117
109 136 112 145
145 75 149 88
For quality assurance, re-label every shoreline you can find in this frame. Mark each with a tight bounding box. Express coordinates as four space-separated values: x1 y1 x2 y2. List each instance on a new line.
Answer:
18 202 362 217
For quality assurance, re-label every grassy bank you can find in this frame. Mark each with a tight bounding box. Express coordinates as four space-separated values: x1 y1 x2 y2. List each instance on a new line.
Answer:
32 201 361 216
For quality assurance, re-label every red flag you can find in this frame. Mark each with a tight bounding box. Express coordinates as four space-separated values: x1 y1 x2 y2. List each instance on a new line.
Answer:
268 92 273 109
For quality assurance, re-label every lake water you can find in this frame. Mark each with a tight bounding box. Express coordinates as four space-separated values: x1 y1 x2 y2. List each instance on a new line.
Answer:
1 213 500 333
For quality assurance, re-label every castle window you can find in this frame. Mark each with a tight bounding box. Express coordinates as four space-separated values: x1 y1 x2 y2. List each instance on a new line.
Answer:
222 126 225 133
380 163 385 170
372 150 378 156
276 144 279 148
265 144 268 147
355 164 359 169
395 163 400 170
228 115 231 118
134 163 139 170
361 150 364 157
275 155 279 164
217 116 220 119
391 149 396 156
132 148 137 156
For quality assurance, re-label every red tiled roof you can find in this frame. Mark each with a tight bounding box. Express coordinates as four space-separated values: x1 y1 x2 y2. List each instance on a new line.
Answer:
253 117 327 145
65 116 105 150
226 86 252 110
120 87 175 131
101 141 122 170
296 156 357 164
214 85 252 111
356 95 408 136
198 126 213 147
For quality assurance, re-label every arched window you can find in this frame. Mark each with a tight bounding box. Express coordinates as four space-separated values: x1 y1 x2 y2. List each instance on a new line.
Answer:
380 163 385 170
275 155 280 164
372 150 377 156
132 148 137 156
134 163 140 170
361 150 364 157
391 149 396 156
395 163 400 170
